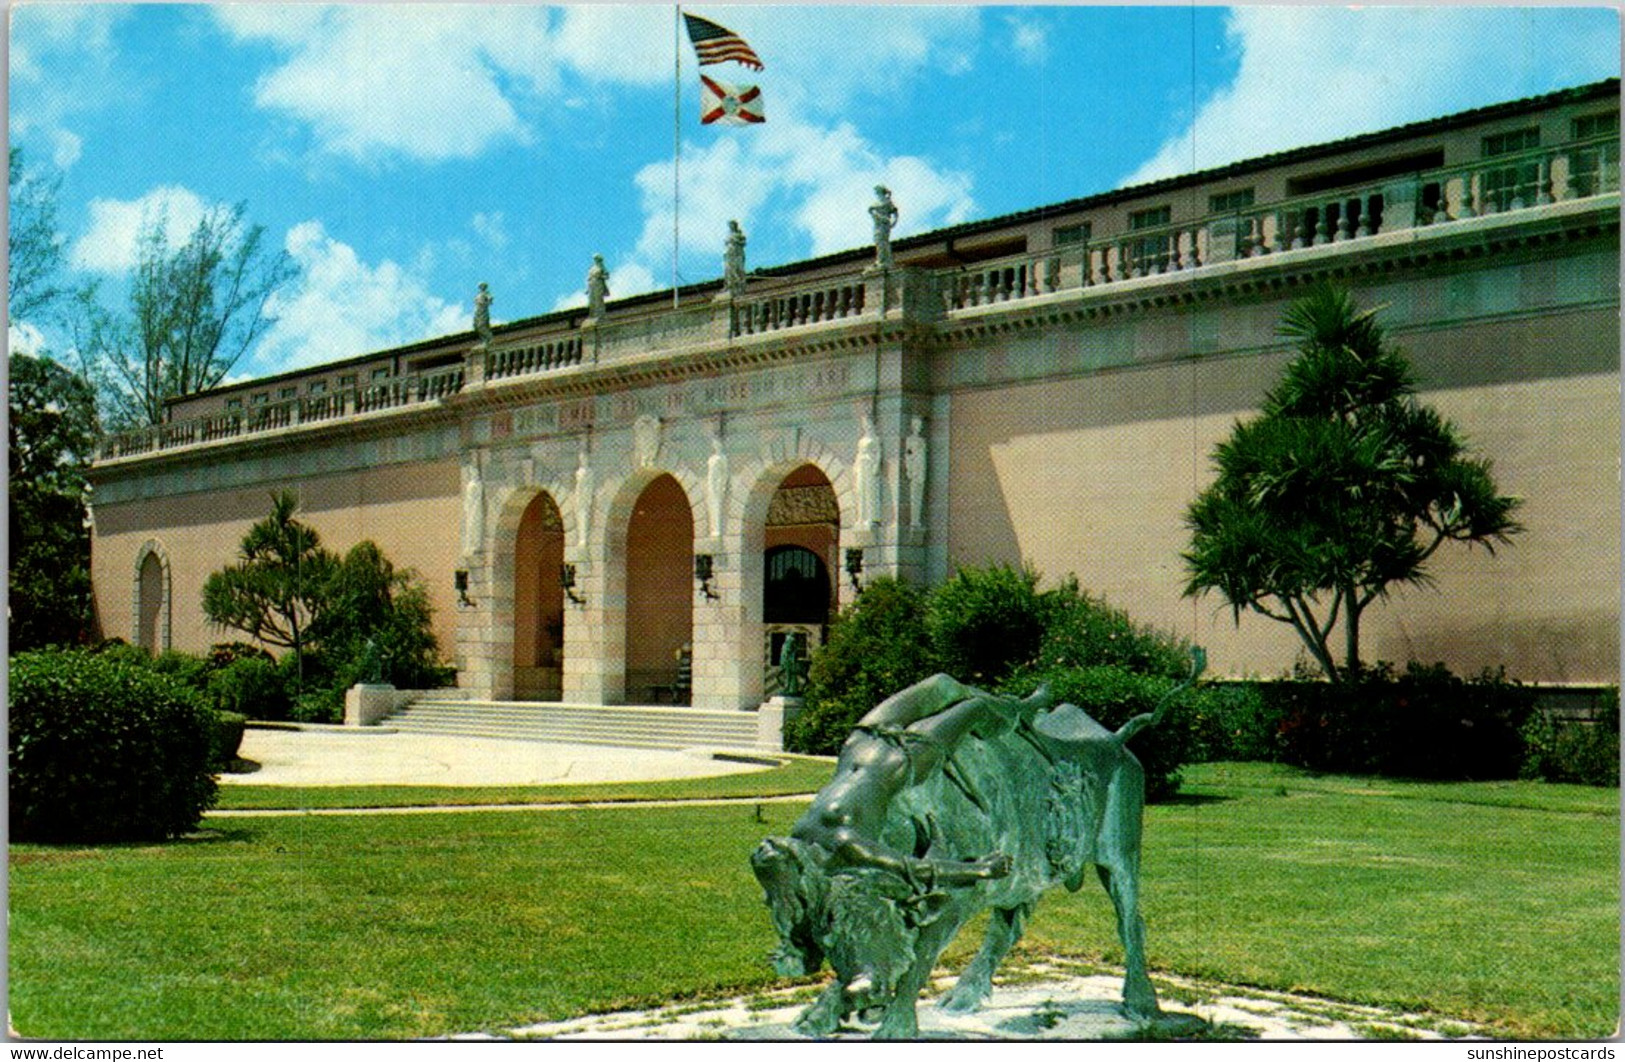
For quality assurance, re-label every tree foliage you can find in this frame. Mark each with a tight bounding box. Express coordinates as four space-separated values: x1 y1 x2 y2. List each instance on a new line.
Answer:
202 493 336 658
201 496 449 699
73 201 296 428
8 347 99 649
1183 286 1522 681
9 147 70 322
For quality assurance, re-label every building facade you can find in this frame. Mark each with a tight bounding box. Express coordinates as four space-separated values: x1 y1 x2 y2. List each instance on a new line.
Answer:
88 81 1622 716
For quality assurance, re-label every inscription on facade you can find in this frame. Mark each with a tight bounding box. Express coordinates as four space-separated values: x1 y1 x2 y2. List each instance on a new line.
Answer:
559 399 595 430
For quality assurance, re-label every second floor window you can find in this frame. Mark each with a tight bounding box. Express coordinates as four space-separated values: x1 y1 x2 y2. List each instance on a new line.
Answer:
1209 188 1255 213
1569 113 1619 199
1126 206 1172 275
1053 222 1091 247
1481 128 1542 212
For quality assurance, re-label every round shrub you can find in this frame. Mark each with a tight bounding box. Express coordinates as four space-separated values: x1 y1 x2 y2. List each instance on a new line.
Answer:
207 656 292 720
926 564 1050 687
1014 665 1196 802
1031 583 1193 679
786 577 933 755
209 711 248 771
10 649 218 843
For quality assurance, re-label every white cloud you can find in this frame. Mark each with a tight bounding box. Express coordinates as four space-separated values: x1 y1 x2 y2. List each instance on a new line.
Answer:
10 5 127 169
70 186 211 274
1008 16 1050 66
1126 7 1622 186
471 212 510 251
251 221 468 373
48 129 84 170
211 6 984 162
214 6 559 162
553 6 672 88
9 321 48 358
552 113 974 310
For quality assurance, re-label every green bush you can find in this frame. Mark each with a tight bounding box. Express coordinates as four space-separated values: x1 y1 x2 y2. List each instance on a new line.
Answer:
925 563 1050 687
207 656 291 720
291 687 345 725
1029 581 1193 679
10 649 218 843
1183 681 1282 763
786 577 933 754
1011 664 1196 802
1521 690 1620 787
1267 663 1535 780
148 649 208 686
205 641 275 672
209 711 248 770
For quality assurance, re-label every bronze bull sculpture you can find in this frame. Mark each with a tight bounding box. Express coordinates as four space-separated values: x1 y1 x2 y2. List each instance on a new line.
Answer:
752 651 1203 1039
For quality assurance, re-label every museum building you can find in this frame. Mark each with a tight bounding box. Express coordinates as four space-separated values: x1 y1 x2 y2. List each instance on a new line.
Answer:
87 81 1621 748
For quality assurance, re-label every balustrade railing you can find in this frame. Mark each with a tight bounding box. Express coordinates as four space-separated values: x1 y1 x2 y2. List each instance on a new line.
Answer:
96 364 468 461
487 336 583 379
732 277 869 336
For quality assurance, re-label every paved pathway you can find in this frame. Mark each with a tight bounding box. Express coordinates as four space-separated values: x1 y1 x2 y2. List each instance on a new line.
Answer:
467 961 1490 1042
224 725 776 787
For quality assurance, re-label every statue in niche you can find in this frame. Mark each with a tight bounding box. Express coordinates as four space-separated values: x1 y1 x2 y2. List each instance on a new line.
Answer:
706 431 729 539
473 282 493 347
724 220 748 297
633 415 662 470
854 415 881 528
777 631 807 697
751 651 1206 1040
461 452 485 558
904 416 927 530
586 254 610 317
574 448 595 551
869 186 899 271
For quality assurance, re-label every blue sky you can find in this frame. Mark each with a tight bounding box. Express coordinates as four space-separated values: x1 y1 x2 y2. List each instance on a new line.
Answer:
10 3 1620 384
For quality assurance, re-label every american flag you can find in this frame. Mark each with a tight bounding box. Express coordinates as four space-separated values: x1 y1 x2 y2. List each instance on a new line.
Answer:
683 13 764 71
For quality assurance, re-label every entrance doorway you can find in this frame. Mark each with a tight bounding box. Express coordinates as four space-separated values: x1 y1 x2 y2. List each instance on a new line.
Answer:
624 474 694 705
763 465 838 694
514 493 565 700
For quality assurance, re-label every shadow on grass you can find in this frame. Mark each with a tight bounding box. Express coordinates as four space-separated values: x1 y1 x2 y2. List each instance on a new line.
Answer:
1154 793 1232 807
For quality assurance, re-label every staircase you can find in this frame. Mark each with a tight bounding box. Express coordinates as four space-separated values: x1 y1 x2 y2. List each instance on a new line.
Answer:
384 692 765 752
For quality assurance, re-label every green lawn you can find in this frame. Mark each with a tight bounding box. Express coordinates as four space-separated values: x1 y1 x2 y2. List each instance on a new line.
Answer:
214 755 835 810
10 763 1617 1040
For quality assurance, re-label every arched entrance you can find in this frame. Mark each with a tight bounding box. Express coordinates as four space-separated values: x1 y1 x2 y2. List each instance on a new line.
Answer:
763 465 839 692
625 474 694 704
134 541 170 654
513 492 565 700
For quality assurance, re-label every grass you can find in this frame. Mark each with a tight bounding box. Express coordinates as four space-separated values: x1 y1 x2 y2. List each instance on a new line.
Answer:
9 762 1618 1040
214 755 834 810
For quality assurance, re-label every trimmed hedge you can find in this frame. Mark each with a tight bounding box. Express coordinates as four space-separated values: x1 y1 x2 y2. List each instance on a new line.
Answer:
11 650 219 843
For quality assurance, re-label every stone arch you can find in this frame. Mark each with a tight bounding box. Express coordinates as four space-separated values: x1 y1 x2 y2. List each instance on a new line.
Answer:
735 446 847 705
486 483 571 700
603 467 705 704
132 539 171 654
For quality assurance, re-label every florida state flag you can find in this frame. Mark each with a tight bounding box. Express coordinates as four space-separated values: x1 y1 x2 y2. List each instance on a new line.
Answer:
700 75 764 126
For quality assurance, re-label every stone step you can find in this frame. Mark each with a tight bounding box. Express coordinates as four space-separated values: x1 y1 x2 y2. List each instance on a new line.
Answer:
386 698 763 751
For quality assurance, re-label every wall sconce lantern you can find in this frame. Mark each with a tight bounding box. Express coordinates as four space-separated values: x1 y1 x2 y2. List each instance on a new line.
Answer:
454 569 474 608
845 548 865 593
560 563 586 606
695 553 721 601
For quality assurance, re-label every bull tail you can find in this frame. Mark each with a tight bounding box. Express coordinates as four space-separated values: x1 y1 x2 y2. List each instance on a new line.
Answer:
1114 647 1207 743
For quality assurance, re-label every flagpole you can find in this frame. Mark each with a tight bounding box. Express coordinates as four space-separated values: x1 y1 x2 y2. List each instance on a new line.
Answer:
673 4 681 309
